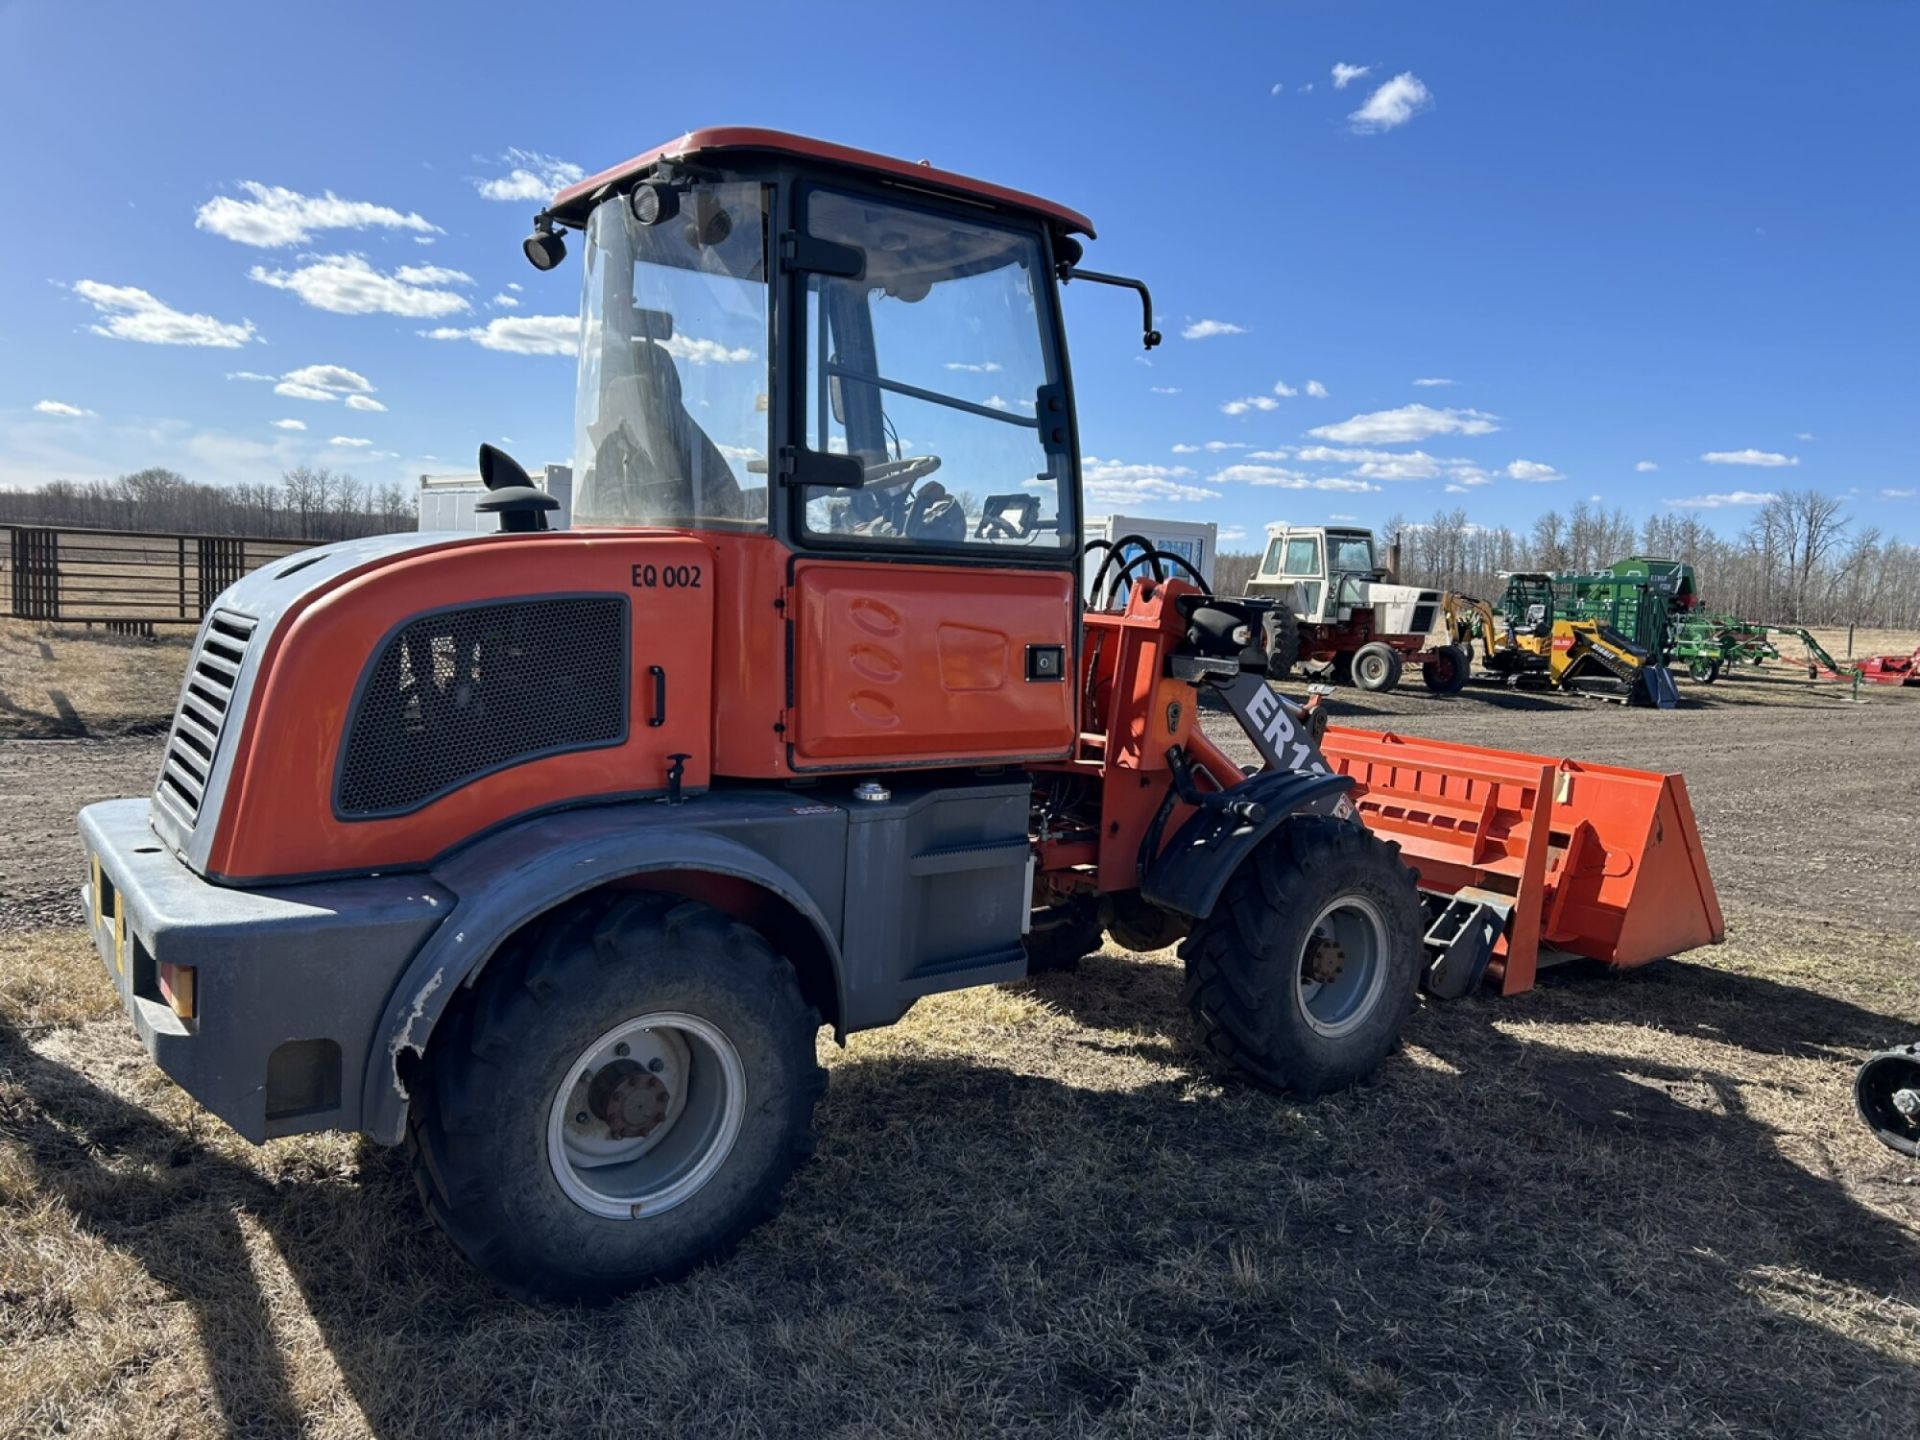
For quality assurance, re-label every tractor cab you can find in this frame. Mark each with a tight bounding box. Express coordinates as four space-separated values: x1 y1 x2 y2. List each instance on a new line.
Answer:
526 128 1158 776
1249 525 1387 624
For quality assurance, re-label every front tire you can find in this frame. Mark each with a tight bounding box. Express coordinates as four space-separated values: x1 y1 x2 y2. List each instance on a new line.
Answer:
407 894 825 1301
1689 657 1722 684
1265 608 1301 680
1181 818 1423 1096
1420 644 1471 695
1352 642 1404 693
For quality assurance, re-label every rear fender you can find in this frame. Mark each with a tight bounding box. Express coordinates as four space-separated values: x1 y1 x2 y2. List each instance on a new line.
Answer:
1140 769 1355 920
358 812 843 1144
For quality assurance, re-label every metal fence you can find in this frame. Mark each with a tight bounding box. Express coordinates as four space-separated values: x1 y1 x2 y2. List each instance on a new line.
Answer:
1 524 320 627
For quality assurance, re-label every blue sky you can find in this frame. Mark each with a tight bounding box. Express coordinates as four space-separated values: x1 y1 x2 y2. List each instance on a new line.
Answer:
3 0 1916 549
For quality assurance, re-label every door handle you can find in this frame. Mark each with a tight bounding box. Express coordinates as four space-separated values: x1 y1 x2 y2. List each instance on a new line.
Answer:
649 665 667 727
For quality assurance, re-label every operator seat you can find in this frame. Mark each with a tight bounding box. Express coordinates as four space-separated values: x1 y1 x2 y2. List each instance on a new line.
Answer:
591 334 753 522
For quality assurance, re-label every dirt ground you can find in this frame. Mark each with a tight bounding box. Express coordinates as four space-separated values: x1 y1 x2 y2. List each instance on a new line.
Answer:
2 633 1917 1438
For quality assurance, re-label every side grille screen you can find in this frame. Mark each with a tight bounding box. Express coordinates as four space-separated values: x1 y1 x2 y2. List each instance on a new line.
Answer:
159 610 255 824
336 596 628 819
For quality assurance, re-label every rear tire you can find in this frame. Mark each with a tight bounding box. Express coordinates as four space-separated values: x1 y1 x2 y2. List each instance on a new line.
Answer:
1265 608 1301 680
1420 644 1471 695
407 894 825 1301
1181 817 1423 1096
1856 1043 1920 1158
1689 658 1722 684
1352 642 1404 694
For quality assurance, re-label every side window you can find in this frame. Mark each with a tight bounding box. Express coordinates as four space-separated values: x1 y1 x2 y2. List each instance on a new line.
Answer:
1283 538 1321 576
798 191 1070 554
1261 537 1285 575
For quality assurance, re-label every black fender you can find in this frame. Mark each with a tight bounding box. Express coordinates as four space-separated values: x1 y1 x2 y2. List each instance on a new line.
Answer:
357 801 845 1144
1139 770 1356 921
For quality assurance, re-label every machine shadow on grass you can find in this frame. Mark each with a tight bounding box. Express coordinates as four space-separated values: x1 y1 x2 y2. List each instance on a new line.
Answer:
5 951 1919 1437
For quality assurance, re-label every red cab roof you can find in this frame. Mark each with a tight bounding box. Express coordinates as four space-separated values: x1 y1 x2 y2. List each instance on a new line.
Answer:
547 126 1095 237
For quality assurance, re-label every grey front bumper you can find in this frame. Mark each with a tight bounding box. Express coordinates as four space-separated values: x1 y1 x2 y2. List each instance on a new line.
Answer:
78 798 452 1142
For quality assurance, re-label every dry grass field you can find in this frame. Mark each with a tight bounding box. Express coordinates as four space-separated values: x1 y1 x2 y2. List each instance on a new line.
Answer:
1 625 1917 1438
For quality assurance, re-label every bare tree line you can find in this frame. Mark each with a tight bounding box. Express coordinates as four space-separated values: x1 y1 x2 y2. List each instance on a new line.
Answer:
0 467 416 542
1215 491 1918 630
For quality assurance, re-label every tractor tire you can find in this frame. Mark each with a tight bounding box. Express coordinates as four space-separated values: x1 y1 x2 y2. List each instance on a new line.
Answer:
1856 1042 1920 1158
1180 817 1424 1096
1352 642 1404 694
1024 898 1104 973
1265 608 1301 680
407 894 825 1302
1103 891 1191 953
1420 644 1471 696
1689 658 1722 684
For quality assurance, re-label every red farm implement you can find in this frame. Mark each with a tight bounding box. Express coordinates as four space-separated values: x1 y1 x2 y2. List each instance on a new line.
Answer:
1319 728 1724 996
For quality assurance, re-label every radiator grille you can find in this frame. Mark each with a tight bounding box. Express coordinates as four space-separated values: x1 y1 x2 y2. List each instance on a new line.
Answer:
336 596 628 819
157 610 256 824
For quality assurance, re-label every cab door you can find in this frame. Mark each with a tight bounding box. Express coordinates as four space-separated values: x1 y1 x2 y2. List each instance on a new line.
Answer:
780 185 1078 770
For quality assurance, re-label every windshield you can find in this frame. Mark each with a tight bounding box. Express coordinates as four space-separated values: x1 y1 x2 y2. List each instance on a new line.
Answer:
573 183 770 528
1328 535 1376 572
798 190 1071 550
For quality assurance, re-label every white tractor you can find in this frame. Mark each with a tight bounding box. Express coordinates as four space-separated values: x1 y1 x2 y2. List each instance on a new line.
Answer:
1242 525 1468 695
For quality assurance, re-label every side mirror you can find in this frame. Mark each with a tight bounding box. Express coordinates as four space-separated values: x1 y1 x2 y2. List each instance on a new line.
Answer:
478 442 533 492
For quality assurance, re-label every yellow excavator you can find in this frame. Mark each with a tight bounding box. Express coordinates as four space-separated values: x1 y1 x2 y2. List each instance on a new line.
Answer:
1443 577 1678 708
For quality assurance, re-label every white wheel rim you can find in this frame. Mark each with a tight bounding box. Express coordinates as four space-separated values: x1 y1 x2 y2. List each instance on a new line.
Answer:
545 1011 746 1220
1295 896 1389 1039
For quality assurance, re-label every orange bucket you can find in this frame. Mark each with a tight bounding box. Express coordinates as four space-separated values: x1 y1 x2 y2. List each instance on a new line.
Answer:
1319 727 1724 994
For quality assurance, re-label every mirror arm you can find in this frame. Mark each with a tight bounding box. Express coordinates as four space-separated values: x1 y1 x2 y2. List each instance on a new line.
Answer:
1058 266 1161 350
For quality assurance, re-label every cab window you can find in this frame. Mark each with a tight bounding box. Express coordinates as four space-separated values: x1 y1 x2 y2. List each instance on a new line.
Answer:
797 191 1071 553
1283 537 1321 576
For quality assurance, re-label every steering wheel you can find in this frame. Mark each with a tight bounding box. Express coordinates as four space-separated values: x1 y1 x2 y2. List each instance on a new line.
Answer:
861 454 942 490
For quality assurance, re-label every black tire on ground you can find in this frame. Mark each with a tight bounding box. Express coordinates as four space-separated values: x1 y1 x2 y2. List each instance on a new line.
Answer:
407 893 825 1302
1855 1043 1920 1158
1420 644 1471 695
1351 642 1404 694
1689 658 1722 684
1180 817 1424 1096
1024 898 1104 973
1265 607 1301 680
1103 890 1191 953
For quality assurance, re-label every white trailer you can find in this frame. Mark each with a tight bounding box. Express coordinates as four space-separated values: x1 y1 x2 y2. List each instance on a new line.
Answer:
1084 513 1217 603
418 465 574 532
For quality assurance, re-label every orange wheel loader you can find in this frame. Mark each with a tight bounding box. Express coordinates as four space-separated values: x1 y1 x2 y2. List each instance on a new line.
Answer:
77 129 1720 1300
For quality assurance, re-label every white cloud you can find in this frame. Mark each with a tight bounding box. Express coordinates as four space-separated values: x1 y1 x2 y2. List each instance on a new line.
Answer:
328 436 372 448
944 360 1002 373
273 364 376 402
1182 319 1247 340
1635 460 1659 473
1305 379 1329 398
1662 491 1780 509
984 395 1012 410
1308 404 1499 444
250 253 472 317
1412 377 1455 387
663 336 756 365
226 371 276 382
1349 72 1433 133
1506 459 1563 482
1149 386 1180 395
72 280 257 347
195 181 440 247
33 400 93 417
1443 484 1470 494
424 314 579 356
1222 395 1281 415
270 418 306 431
1220 525 1248 542
507 282 523 292
1270 83 1284 96
1881 488 1916 499
344 394 387 412
1331 63 1373 90
1273 381 1298 398
1172 440 1248 454
1080 457 1220 506
1328 513 1358 522
476 149 586 203
1795 431 1815 441
1701 448 1798 467
1212 464 1379 493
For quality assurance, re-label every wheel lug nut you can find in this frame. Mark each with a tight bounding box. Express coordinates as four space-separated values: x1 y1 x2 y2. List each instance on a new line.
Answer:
575 1111 589 1124
648 1057 665 1073
614 1042 631 1057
